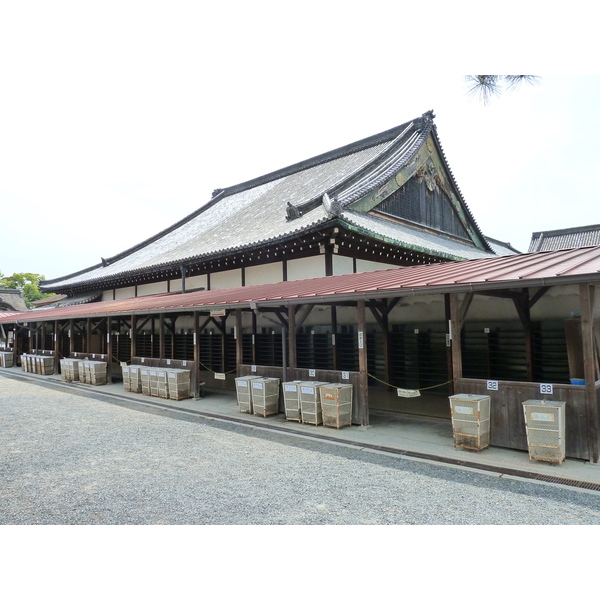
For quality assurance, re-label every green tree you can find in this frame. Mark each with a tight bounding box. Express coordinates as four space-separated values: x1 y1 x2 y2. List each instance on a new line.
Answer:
466 75 541 104
0 272 52 307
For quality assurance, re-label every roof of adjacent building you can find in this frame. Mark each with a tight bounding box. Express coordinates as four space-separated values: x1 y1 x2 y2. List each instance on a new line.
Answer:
529 224 600 252
5 245 600 324
42 111 496 293
484 237 522 256
0 289 28 312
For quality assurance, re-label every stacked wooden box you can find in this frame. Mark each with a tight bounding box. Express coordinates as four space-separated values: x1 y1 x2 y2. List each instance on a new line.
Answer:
250 377 280 417
131 366 191 400
129 366 142 393
60 358 83 382
121 365 131 391
37 356 54 375
82 360 107 385
166 369 191 400
0 351 14 368
319 383 353 429
140 368 151 395
157 369 169 398
235 375 263 413
300 381 329 426
282 381 304 422
149 369 160 397
20 353 54 375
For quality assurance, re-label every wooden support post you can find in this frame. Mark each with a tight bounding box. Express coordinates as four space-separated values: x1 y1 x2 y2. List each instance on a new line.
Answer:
106 317 113 382
449 293 464 391
288 305 297 371
514 291 534 381
130 315 137 361
251 311 257 365
53 320 60 374
159 313 165 360
357 300 369 427
445 295 453 395
69 319 74 356
193 311 200 398
580 284 600 463
220 316 227 373
85 319 91 354
331 306 338 371
235 309 243 376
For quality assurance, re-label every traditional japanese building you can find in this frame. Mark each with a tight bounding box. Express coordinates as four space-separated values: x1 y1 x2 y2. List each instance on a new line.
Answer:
3 111 599 463
39 111 511 303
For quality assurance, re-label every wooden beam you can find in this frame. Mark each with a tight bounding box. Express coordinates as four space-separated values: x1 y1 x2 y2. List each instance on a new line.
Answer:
159 313 165 360
106 317 113 383
356 300 369 427
445 295 453 395
235 309 243 375
580 283 600 463
130 315 137 361
288 305 297 370
449 293 463 388
53 320 60 374
331 305 338 371
85 319 91 353
295 305 314 330
69 319 75 356
459 293 474 327
513 292 534 381
193 311 200 397
529 286 550 308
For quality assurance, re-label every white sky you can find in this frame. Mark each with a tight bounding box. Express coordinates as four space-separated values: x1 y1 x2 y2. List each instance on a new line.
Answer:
1 1 599 281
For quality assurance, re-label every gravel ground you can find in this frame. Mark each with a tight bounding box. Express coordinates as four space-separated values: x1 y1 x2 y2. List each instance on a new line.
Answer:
2 373 600 525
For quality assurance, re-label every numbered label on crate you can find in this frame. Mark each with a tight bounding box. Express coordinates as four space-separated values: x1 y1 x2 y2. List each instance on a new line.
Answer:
540 383 554 395
342 371 350 380
454 406 474 415
252 382 264 389
532 412 555 422
284 384 297 392
301 386 316 395
486 380 499 391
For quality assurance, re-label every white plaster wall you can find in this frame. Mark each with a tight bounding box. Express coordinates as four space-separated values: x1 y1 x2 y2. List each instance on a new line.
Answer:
137 281 168 297
114 286 136 300
211 269 242 290
245 263 283 286
170 274 208 292
102 291 114 302
355 258 397 273
287 256 325 281
332 254 354 276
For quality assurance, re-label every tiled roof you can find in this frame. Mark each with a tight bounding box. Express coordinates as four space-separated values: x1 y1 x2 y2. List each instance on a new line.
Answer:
484 237 522 256
529 224 600 252
30 292 102 310
6 245 600 324
343 211 493 260
42 111 494 292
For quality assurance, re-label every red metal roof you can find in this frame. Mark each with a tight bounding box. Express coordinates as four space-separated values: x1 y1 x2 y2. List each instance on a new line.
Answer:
2 246 600 323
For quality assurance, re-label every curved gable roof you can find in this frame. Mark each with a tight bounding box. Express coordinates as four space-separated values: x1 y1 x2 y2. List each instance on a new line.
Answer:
42 111 494 293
